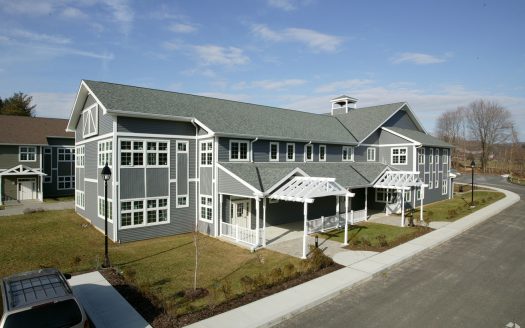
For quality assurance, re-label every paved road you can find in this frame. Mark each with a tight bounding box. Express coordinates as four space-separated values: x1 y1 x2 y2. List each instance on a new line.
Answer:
277 175 525 328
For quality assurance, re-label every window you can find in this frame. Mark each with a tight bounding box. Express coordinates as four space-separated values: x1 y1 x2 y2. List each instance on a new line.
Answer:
319 145 326 161
286 143 295 161
429 180 433 189
82 104 98 138
76 146 85 168
435 173 438 189
435 149 440 167
367 148 376 162
305 144 313 161
375 188 395 203
429 149 434 164
230 140 249 161
120 197 168 228
44 147 51 155
19 146 36 162
120 140 168 167
58 148 74 162
58 176 75 190
44 175 51 183
342 146 354 161
443 149 449 166
75 190 85 209
442 180 448 195
404 190 411 202
418 148 425 165
200 196 213 221
98 140 112 167
269 142 279 161
177 141 188 153
146 141 168 166
391 147 407 165
98 197 113 221
177 196 188 208
416 188 422 200
120 140 143 166
200 141 213 166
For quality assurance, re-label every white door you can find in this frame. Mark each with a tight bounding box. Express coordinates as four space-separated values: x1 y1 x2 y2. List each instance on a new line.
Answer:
18 179 36 200
231 200 251 229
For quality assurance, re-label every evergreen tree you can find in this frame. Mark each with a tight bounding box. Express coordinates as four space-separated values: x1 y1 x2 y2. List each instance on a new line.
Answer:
0 92 36 116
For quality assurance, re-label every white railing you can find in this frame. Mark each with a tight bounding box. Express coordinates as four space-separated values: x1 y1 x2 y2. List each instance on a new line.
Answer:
307 209 368 234
221 222 261 246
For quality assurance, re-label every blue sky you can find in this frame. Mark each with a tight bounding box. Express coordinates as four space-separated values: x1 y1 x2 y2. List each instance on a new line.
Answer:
1 0 524 137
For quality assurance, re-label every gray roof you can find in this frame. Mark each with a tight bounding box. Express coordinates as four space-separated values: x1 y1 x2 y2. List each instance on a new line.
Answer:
84 80 357 144
219 162 389 193
385 127 452 147
333 103 406 142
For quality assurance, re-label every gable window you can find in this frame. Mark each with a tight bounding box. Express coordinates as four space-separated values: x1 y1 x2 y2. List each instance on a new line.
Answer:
286 143 295 161
82 104 98 138
19 146 36 162
146 141 168 166
76 145 85 168
391 147 407 165
58 176 75 190
98 196 113 221
98 140 113 167
418 148 425 165
429 149 434 164
342 146 354 161
120 197 168 228
200 141 213 166
58 148 74 162
230 140 249 161
305 144 313 161
319 145 326 161
367 147 376 162
200 196 213 221
269 142 279 161
442 179 448 195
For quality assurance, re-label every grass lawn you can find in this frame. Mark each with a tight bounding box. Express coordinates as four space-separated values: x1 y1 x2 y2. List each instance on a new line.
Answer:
508 176 525 186
0 210 315 318
320 223 431 251
43 195 75 203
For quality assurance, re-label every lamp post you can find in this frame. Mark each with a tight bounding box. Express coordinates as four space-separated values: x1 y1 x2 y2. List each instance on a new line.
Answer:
470 160 475 208
101 162 112 268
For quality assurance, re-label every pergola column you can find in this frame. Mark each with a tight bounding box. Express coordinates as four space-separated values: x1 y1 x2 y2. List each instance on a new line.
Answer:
400 189 405 227
0 176 3 206
262 198 267 247
364 187 368 218
255 197 260 247
39 176 43 202
343 195 349 246
219 194 223 234
336 196 340 223
420 186 425 223
302 201 308 259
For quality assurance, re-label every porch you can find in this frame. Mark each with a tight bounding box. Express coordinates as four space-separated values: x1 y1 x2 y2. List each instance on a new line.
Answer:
0 165 46 206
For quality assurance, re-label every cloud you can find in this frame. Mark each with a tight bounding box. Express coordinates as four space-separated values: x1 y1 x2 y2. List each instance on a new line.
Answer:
99 0 134 34
252 24 343 52
11 29 71 45
192 45 249 66
0 0 54 16
266 0 311 11
31 92 77 119
391 52 448 65
315 79 374 93
234 79 306 91
61 7 88 19
169 23 197 33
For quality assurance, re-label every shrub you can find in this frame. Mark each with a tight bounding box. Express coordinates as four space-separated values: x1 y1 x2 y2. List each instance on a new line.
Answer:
304 245 333 273
253 273 268 289
240 275 255 293
269 267 284 285
283 263 296 279
376 234 388 248
219 278 233 300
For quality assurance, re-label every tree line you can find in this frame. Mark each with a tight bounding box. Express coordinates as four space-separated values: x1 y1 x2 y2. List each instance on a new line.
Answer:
0 92 36 117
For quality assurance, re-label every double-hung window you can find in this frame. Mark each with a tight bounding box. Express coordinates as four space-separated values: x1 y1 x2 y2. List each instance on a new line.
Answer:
120 140 144 166
200 196 213 221
443 149 449 166
146 141 168 166
98 140 112 167
435 149 440 169
286 143 295 161
76 145 85 168
58 148 74 162
342 146 354 161
230 140 248 161
19 146 36 162
391 147 407 165
442 180 448 195
200 141 213 166
269 142 279 161
367 147 376 162
120 140 168 167
305 144 313 161
429 149 434 164
98 196 113 221
75 190 85 209
319 145 326 161
418 148 425 165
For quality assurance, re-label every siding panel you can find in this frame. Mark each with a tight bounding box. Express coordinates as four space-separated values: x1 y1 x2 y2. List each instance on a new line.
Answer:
117 117 195 136
120 168 145 199
146 168 169 197
218 169 255 196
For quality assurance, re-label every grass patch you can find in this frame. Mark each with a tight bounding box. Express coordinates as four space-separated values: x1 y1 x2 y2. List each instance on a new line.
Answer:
508 176 525 186
43 196 75 203
319 223 432 252
453 183 490 193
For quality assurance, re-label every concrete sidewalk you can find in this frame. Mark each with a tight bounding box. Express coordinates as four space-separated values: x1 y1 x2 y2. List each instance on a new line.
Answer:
187 185 520 328
69 271 152 328
0 200 74 216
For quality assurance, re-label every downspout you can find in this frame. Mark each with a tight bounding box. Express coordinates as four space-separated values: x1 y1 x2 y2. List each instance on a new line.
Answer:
250 138 258 162
304 141 312 162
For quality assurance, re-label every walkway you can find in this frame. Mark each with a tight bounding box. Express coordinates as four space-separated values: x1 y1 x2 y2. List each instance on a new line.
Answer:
0 199 74 216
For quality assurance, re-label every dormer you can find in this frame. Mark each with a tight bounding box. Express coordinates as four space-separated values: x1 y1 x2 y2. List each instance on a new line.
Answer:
330 95 358 115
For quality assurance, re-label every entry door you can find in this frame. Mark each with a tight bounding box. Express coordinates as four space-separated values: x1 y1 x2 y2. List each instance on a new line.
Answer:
18 179 36 200
231 200 251 229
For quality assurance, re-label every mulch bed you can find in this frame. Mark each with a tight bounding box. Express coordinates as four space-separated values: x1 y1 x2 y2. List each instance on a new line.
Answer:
101 263 343 328
345 226 433 252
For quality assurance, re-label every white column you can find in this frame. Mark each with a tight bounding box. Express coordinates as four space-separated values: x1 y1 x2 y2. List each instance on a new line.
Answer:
219 194 223 234
364 187 368 218
302 201 308 259
343 195 349 246
0 177 3 206
39 176 43 202
420 186 424 222
263 198 267 247
336 196 340 226
255 197 260 247
400 189 405 227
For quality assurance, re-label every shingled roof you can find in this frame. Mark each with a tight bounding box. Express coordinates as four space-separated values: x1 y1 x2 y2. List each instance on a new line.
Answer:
0 115 73 145
385 127 452 147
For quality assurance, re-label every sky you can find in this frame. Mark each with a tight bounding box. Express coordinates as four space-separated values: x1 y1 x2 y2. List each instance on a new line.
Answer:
1 0 524 138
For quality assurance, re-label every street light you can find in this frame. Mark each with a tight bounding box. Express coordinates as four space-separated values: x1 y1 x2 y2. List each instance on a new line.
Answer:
470 160 476 208
101 162 112 268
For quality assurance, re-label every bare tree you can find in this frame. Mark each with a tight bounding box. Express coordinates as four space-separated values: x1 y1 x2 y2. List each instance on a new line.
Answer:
436 107 465 145
465 99 513 172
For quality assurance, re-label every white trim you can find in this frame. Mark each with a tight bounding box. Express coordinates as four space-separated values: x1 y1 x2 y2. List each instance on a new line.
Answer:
175 140 190 209
111 116 118 242
75 132 114 145
97 196 113 222
75 190 85 210
119 138 169 168
359 143 417 147
304 144 313 162
214 135 219 237
286 143 295 161
357 103 406 144
418 147 425 165
199 195 213 223
366 147 376 161
319 145 326 161
116 132 197 139
85 178 98 183
442 179 448 195
75 145 85 168
97 139 113 168
119 196 170 229
18 146 37 162
390 147 408 165
57 175 75 190
218 192 258 199
189 178 199 182
269 142 279 162
381 127 420 145
229 139 250 162
217 164 262 195
82 103 99 138
342 146 354 162
263 167 309 195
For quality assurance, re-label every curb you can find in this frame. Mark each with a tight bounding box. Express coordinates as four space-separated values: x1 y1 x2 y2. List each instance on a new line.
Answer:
187 185 520 328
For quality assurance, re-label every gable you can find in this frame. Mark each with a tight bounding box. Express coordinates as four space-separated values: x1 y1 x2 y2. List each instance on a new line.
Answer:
383 110 420 131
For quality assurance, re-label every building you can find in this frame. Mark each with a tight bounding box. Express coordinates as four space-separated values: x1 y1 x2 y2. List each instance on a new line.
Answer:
0 115 75 205
67 80 452 257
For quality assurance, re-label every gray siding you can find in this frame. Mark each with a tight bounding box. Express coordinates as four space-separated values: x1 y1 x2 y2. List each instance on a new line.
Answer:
379 129 410 144
177 152 188 195
99 112 113 136
75 168 84 192
146 168 169 197
200 168 213 195
362 130 380 145
0 145 41 169
97 175 113 199
377 145 414 171
117 117 195 136
384 110 419 130
120 168 145 199
265 196 338 226
84 141 98 179
218 169 255 196
75 95 111 141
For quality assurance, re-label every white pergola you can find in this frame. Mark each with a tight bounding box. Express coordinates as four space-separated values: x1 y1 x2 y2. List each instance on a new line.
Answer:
269 177 354 259
0 165 47 205
373 171 425 227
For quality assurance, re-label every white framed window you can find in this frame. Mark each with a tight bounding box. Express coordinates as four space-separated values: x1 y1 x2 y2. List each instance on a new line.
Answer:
121 140 143 167
375 188 395 203
44 147 51 155
418 148 425 165
75 190 85 209
391 147 407 165
429 180 433 189
82 104 98 138
435 149 440 168
76 145 85 168
19 146 36 162
367 147 376 162
416 188 422 200
120 139 169 167
319 145 326 161
58 148 74 162
120 197 169 228
200 195 213 222
177 196 188 208
429 148 434 164
98 196 113 221
442 180 448 195
200 140 213 166
435 173 438 189
98 140 113 167
230 140 249 161
269 142 279 161
443 149 449 166
177 141 188 153
146 141 168 166
58 176 75 190
286 143 295 161
305 144 313 161
404 190 411 202
342 146 354 161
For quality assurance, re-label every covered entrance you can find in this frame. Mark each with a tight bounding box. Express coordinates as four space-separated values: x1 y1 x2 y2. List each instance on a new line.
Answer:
0 165 46 205
18 178 36 200
230 199 251 229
